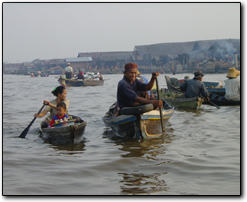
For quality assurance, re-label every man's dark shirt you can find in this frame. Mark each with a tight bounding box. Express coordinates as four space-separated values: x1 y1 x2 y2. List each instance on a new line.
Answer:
77 74 84 79
180 79 209 98
117 76 147 109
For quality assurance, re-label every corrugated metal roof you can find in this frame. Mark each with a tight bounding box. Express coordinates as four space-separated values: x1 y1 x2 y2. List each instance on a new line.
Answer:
134 39 240 57
99 53 133 61
65 57 92 62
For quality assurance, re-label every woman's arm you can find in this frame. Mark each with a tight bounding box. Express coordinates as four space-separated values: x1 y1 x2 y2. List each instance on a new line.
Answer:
34 109 48 118
44 100 57 109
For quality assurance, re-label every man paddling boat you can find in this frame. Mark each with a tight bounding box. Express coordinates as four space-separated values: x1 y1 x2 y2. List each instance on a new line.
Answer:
117 63 163 110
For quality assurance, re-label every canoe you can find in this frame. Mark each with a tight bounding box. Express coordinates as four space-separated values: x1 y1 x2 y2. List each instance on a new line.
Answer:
39 120 87 144
203 93 240 106
165 76 225 96
103 102 174 140
161 88 204 110
58 76 104 87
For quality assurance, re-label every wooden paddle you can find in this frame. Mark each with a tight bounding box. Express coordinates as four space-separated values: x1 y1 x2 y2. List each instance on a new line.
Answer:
19 104 46 138
200 96 220 109
156 77 165 131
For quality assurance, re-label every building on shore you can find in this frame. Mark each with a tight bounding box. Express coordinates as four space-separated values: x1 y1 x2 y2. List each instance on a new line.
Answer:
3 39 240 75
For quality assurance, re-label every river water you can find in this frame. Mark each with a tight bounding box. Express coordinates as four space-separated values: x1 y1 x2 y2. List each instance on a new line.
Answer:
2 73 240 196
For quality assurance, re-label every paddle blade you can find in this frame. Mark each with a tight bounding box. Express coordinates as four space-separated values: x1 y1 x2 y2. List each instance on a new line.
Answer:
18 104 46 138
19 125 31 138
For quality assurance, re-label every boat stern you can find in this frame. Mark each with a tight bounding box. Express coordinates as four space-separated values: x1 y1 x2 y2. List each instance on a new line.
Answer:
140 108 174 139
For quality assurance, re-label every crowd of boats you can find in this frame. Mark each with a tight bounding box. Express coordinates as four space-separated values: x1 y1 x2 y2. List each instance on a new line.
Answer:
20 72 240 145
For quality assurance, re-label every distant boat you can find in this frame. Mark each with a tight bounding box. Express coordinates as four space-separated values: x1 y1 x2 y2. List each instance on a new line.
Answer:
30 72 49 77
58 75 104 87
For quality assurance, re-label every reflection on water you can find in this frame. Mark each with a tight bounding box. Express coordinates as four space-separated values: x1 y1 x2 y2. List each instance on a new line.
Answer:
102 128 174 158
119 172 169 195
51 142 86 153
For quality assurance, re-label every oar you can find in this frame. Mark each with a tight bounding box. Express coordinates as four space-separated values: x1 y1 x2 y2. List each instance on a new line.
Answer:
200 96 220 109
156 77 165 131
19 104 46 138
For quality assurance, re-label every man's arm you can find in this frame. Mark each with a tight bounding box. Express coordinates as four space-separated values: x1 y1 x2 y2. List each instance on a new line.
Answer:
134 96 163 108
145 72 160 91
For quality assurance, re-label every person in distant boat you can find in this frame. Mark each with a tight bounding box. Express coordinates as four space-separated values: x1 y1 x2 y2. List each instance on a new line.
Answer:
223 67 240 101
117 63 163 110
180 70 210 101
65 63 74 79
98 72 104 81
77 70 85 80
48 102 70 128
34 86 70 128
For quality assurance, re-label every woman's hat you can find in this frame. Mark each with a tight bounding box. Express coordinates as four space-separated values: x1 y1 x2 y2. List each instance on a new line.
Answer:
194 70 204 78
226 67 240 78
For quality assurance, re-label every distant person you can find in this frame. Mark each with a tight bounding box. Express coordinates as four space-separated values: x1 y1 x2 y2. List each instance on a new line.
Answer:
117 63 163 110
77 70 85 80
98 72 104 81
180 70 210 101
224 67 240 101
178 76 190 83
65 63 73 79
48 102 70 128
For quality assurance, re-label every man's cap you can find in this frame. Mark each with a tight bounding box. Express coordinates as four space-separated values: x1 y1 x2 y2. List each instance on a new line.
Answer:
194 70 204 78
124 63 138 70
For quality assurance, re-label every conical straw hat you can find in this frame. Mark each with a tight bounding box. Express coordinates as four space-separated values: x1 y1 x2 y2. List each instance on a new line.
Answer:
226 67 240 78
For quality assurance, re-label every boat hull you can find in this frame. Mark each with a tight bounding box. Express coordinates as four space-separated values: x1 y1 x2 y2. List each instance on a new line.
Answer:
103 106 174 139
164 96 203 110
39 121 87 144
161 88 203 110
58 77 104 87
203 93 240 106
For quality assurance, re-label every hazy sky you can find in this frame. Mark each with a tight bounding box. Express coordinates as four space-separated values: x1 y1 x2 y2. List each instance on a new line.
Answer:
3 2 240 63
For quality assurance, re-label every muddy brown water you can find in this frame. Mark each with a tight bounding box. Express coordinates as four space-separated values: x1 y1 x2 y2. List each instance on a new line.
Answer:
3 73 240 195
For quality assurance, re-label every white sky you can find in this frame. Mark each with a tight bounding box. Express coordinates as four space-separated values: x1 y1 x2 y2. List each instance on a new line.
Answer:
2 2 241 63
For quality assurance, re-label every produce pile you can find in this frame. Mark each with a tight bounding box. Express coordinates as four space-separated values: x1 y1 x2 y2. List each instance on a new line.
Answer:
161 90 185 100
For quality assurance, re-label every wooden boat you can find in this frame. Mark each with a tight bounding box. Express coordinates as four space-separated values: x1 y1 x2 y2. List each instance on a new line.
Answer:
58 76 104 87
161 88 204 110
39 120 87 144
203 93 240 106
165 76 225 96
103 102 174 140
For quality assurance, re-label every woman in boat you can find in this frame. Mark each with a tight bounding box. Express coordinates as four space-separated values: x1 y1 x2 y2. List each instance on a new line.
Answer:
224 67 240 101
117 63 163 110
180 70 210 101
34 86 70 128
